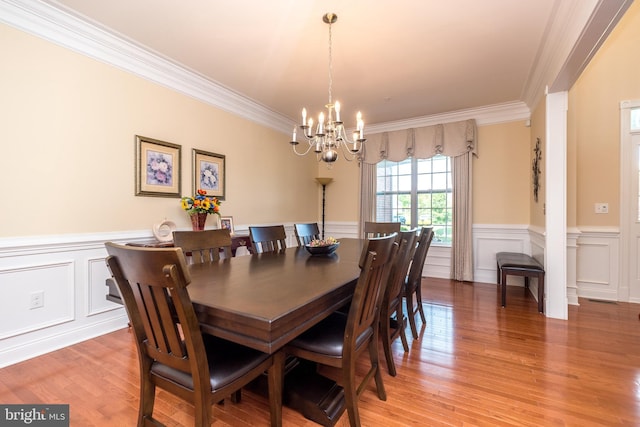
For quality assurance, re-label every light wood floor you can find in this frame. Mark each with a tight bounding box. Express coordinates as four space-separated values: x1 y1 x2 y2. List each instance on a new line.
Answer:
1 278 639 426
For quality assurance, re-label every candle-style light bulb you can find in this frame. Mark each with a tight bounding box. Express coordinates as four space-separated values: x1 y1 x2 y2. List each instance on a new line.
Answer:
318 112 325 134
307 118 313 136
292 126 297 141
302 108 307 126
335 101 341 122
357 112 364 139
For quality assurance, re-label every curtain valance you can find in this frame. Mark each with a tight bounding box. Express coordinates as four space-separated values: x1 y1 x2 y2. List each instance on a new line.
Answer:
361 119 477 164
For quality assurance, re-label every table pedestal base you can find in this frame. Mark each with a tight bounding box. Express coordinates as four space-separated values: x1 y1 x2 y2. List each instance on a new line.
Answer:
249 358 346 426
284 360 345 426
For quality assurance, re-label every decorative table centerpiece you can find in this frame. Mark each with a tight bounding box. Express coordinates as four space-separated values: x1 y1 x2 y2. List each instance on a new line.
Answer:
305 236 340 256
181 189 221 231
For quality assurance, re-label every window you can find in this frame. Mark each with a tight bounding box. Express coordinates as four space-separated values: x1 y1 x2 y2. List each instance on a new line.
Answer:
376 155 452 244
632 107 640 131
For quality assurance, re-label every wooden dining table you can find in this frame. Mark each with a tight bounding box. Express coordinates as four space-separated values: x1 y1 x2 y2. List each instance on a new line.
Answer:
186 238 365 426
107 238 368 425
107 238 367 425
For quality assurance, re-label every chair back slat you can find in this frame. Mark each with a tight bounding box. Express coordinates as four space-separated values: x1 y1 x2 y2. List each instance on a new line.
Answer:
294 223 320 246
173 229 232 263
346 234 398 349
364 221 401 239
385 229 418 306
249 225 287 253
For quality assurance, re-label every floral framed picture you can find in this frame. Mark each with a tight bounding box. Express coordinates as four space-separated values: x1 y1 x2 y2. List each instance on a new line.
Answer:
220 216 234 234
193 149 225 199
135 135 181 197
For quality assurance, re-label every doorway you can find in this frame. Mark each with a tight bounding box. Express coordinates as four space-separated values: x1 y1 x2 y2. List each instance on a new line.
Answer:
620 100 640 303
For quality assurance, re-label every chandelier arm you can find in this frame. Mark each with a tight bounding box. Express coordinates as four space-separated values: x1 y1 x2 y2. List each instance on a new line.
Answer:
291 141 316 156
337 142 361 161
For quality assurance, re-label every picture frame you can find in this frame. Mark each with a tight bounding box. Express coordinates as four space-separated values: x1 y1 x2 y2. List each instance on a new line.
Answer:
135 135 182 197
193 149 225 199
220 216 234 234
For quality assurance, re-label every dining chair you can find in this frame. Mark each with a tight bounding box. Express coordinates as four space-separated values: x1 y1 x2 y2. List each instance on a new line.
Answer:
104 242 279 427
173 229 232 263
284 233 398 427
405 227 434 339
249 225 287 253
379 229 418 376
293 222 320 246
363 221 401 239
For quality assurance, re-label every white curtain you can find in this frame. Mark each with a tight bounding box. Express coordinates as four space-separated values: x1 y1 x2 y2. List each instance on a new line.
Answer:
360 119 477 281
359 162 377 238
451 152 474 281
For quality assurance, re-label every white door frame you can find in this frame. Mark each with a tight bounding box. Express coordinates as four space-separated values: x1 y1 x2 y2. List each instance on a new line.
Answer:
619 99 640 303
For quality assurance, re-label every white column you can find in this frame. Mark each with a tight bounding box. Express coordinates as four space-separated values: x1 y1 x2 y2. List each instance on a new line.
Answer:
545 91 569 319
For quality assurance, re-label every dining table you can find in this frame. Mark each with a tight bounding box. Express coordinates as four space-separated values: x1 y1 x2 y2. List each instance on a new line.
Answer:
109 237 367 426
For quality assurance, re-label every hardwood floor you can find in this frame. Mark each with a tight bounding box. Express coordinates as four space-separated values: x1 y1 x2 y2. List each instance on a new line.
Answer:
1 278 639 426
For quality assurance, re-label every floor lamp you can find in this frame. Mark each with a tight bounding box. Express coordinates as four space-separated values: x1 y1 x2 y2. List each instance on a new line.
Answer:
315 177 333 239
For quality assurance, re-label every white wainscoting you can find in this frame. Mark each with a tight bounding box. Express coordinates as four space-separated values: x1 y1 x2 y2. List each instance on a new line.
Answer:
0 223 619 367
0 231 145 368
327 222 535 284
473 224 533 284
576 227 620 301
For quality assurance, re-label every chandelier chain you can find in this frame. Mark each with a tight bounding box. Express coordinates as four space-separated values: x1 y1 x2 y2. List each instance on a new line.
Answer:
327 20 333 105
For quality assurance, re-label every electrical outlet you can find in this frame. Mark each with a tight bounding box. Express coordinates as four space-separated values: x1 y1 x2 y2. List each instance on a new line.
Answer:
30 291 44 309
594 203 609 214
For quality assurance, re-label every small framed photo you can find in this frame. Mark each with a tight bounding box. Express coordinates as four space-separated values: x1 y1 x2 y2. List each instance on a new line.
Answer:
220 216 234 234
193 149 225 199
135 135 181 197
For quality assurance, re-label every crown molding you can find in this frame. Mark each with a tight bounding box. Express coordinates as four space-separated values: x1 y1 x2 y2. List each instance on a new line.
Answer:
0 0 293 134
523 0 632 110
366 101 531 134
1 0 537 137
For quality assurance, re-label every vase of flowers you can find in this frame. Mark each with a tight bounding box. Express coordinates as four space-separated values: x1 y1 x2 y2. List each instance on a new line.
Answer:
181 189 222 231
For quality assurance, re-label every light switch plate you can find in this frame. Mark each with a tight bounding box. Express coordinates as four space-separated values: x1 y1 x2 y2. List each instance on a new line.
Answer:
595 203 609 214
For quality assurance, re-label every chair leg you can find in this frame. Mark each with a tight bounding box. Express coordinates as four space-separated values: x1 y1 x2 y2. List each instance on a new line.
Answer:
415 281 426 324
139 376 156 427
396 307 409 353
405 290 419 340
368 338 387 401
343 360 361 427
380 315 397 377
193 389 211 427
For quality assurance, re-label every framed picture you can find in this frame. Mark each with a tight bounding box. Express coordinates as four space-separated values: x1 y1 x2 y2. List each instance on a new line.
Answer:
220 216 234 234
135 135 181 197
193 149 225 199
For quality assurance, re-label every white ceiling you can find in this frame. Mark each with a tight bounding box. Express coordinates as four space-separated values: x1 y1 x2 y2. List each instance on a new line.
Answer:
31 1 627 129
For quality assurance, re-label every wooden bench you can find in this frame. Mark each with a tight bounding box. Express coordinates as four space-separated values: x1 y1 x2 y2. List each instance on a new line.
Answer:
496 252 545 313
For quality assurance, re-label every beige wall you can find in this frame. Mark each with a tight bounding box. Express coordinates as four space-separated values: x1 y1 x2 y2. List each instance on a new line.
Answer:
10 1 637 239
474 121 531 224
313 159 360 223
568 0 640 228
317 120 533 227
0 23 319 238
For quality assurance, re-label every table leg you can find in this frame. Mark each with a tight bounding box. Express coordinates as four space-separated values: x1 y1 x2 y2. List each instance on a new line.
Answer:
268 350 285 427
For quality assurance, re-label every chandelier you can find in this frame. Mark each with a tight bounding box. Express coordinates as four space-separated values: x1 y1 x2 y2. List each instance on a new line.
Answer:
290 13 365 165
